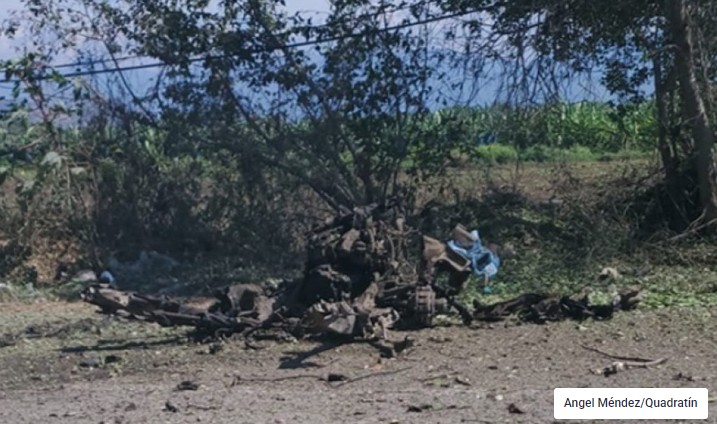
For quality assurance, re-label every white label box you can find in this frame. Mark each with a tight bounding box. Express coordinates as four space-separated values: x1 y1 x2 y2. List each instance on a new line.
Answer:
554 388 708 420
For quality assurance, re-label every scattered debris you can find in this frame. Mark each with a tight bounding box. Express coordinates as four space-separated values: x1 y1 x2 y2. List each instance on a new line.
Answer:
0 333 17 348
164 401 179 413
83 204 436 340
673 372 696 382
229 366 411 389
79 355 103 368
599 267 620 281
445 225 501 281
78 353 122 369
579 343 660 362
507 403 525 414
418 373 453 388
104 354 122 365
207 342 223 355
473 287 642 323
593 357 667 377
186 403 219 411
454 376 472 386
230 374 324 385
107 250 180 289
329 366 413 388
326 373 349 382
407 403 433 413
175 380 200 391
99 270 116 287
581 343 668 376
80 203 644 344
392 336 415 355
70 269 99 284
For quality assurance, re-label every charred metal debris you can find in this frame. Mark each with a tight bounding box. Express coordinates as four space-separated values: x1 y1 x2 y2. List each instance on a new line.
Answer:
81 203 642 341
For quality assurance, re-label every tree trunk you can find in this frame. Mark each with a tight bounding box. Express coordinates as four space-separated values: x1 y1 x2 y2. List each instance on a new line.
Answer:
654 53 689 227
667 0 717 223
654 55 676 178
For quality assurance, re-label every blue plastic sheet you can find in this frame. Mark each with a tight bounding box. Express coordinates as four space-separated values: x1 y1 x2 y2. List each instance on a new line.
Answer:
446 229 501 279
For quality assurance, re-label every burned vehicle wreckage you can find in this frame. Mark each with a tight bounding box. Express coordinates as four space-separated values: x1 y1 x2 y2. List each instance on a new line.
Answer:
81 202 642 343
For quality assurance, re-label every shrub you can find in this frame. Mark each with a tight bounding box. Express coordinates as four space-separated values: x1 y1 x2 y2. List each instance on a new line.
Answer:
473 144 518 164
563 145 597 162
522 145 552 162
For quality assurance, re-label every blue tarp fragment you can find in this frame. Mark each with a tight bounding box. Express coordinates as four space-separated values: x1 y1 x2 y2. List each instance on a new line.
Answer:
446 229 501 280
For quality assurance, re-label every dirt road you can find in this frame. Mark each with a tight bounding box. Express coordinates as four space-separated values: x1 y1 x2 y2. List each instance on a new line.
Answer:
0 302 715 423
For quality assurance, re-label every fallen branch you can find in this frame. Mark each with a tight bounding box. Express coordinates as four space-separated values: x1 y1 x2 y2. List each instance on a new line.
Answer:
186 403 219 411
621 358 668 367
231 374 324 385
329 365 413 388
579 343 663 363
667 217 717 242
593 358 668 376
228 366 413 388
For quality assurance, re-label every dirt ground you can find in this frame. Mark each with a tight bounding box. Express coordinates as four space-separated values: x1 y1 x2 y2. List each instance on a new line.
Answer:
0 300 715 424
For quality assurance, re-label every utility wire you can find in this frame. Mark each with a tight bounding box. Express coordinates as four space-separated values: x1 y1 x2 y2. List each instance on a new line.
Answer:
0 7 479 84
13 0 434 72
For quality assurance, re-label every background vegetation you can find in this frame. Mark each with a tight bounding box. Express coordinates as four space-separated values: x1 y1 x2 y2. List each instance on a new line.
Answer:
1 0 716 309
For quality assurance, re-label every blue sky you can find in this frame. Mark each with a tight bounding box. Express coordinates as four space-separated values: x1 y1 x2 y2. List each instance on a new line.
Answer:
0 0 23 60
0 0 617 108
0 0 333 60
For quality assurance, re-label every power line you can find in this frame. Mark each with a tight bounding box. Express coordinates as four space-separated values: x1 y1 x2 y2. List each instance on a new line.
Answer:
8 0 434 73
0 8 477 84
49 54 147 71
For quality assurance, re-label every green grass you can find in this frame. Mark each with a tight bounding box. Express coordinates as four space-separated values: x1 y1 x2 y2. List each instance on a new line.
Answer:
473 144 519 164
469 144 652 165
455 259 717 311
428 160 717 312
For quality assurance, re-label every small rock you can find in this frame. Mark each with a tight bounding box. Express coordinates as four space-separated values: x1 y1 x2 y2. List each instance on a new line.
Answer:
79 356 102 368
176 380 200 391
407 403 432 413
508 403 525 414
326 373 348 382
393 336 415 354
208 343 223 355
454 376 471 386
164 401 179 413
104 354 122 364
673 372 695 382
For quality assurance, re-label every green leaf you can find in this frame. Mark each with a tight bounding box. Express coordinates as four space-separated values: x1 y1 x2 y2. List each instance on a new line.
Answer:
49 70 68 87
